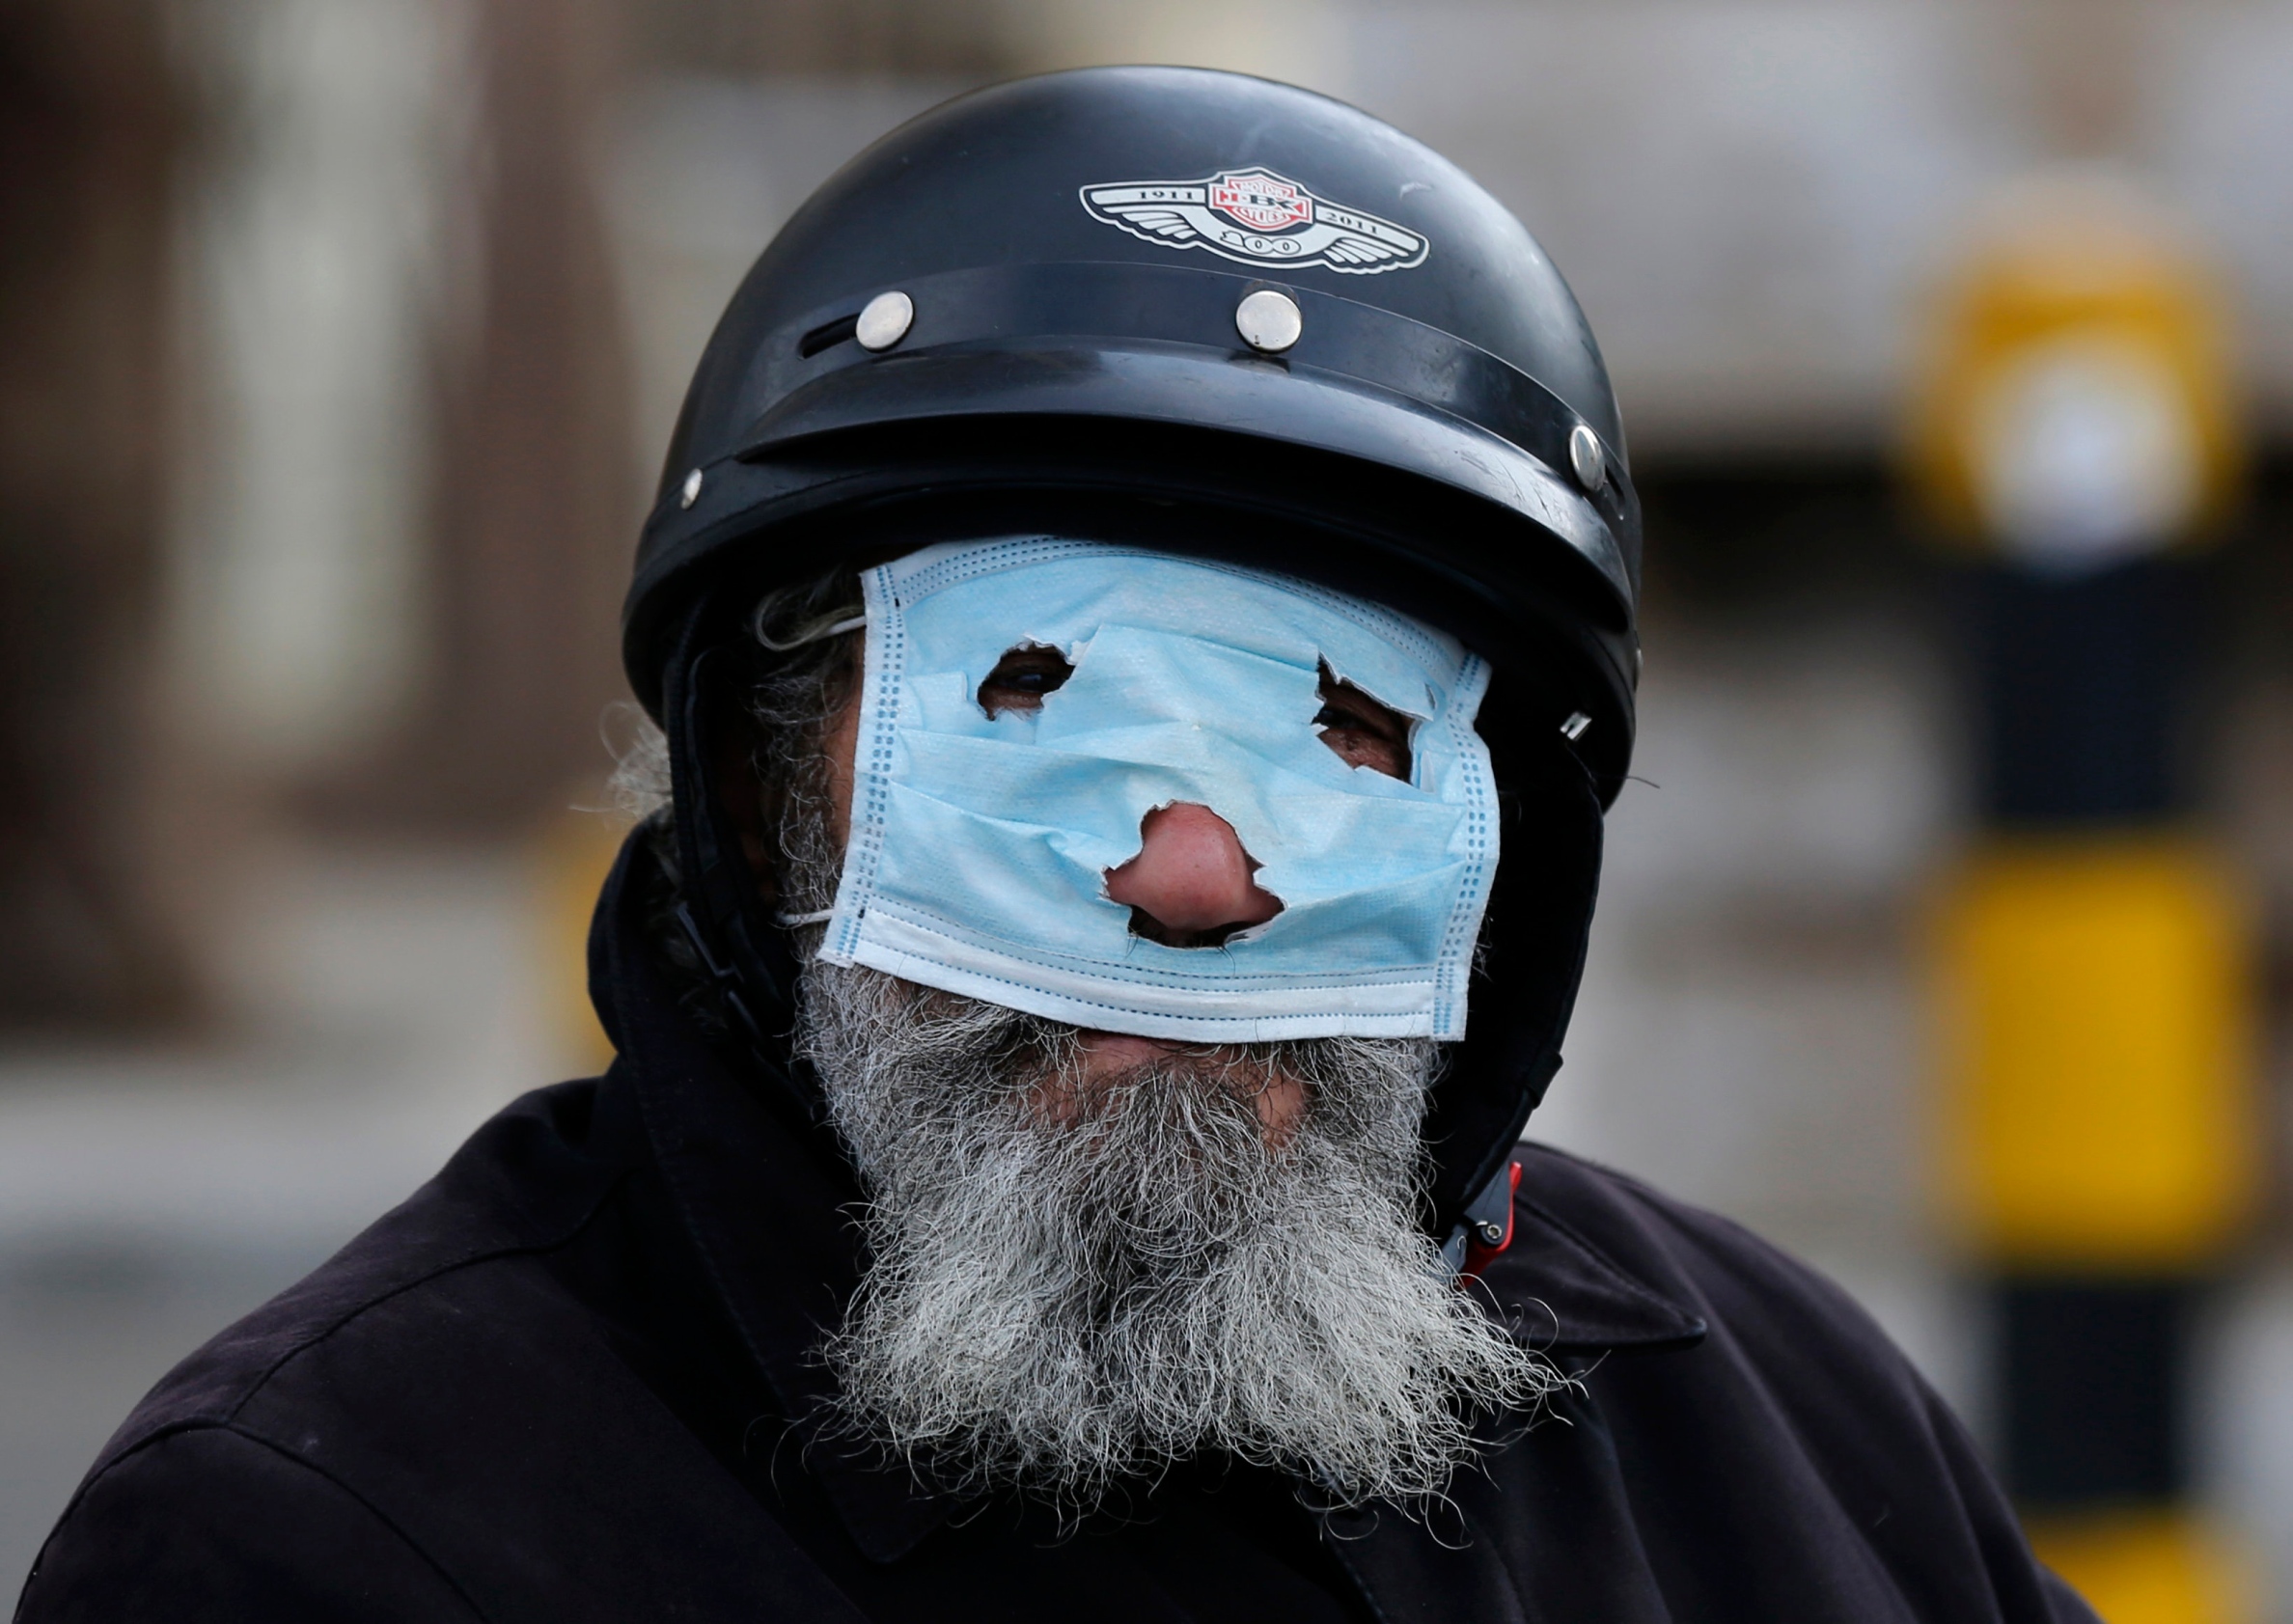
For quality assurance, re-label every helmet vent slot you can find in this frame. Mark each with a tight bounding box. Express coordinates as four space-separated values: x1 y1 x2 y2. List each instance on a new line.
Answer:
798 312 861 358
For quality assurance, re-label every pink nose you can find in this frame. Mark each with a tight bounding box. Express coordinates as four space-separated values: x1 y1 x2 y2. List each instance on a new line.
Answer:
1104 804 1284 948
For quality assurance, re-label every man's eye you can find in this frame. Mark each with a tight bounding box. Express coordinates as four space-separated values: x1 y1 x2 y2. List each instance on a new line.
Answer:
1313 663 1411 780
979 646 1075 716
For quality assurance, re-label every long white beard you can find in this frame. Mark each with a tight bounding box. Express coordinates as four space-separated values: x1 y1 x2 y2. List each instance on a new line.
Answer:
800 957 1559 1511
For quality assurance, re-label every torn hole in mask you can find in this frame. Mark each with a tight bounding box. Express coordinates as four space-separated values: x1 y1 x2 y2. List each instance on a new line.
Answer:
1102 802 1285 950
977 641 1076 717
1312 659 1418 782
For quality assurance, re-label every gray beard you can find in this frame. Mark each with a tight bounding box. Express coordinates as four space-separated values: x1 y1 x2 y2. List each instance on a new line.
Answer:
798 955 1560 1510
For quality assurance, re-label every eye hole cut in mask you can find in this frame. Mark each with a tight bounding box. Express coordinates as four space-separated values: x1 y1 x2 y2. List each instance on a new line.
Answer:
982 642 1413 783
817 539 1501 1044
1312 661 1412 780
978 644 1075 717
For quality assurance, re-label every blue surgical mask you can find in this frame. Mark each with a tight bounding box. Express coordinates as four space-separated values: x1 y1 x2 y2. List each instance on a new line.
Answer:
815 539 1498 1042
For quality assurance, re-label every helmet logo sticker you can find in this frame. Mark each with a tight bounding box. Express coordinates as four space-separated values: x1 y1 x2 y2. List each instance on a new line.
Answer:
1080 167 1429 275
1209 170 1312 232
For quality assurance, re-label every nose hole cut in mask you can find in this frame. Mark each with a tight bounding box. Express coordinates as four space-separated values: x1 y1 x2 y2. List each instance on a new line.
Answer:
1104 804 1285 949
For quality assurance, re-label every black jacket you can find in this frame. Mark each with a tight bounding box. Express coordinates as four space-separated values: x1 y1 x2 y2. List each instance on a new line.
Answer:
17 840 2097 1624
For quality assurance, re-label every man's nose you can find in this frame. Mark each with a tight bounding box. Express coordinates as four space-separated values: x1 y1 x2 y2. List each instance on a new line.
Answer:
1104 804 1284 948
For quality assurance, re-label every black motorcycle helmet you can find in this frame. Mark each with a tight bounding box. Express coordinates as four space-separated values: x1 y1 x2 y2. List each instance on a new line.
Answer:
622 65 1640 1244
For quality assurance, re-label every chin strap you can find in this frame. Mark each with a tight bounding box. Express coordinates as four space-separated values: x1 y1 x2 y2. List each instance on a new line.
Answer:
1445 1157 1523 1284
662 610 815 1120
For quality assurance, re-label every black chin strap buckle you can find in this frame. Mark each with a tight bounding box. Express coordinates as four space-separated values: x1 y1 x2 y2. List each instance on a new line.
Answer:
673 899 769 1058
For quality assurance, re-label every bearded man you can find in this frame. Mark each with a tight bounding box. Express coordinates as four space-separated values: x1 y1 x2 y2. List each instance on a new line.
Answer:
20 67 2096 1624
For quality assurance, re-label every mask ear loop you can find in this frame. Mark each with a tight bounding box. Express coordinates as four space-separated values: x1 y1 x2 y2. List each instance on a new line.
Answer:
754 607 866 652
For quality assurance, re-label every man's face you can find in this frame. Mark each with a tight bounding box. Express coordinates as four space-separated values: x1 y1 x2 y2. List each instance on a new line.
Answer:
751 550 1548 1511
805 641 1418 1140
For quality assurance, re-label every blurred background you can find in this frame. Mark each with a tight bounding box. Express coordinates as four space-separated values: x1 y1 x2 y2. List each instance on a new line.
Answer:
2 1 2288 1616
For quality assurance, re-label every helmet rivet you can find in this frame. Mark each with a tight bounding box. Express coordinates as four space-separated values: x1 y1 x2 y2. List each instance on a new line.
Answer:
855 289 914 352
1568 424 1606 491
1234 289 1303 354
679 468 704 509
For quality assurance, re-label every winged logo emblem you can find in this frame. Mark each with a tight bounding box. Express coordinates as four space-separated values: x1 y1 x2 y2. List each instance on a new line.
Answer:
1080 167 1429 275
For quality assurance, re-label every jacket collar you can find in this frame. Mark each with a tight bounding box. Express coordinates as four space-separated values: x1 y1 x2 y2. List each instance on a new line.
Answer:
1478 1191 1708 1356
591 829 1703 1566
594 833 957 1561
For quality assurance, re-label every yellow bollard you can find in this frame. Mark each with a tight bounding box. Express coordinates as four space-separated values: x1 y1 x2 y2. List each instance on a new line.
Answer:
2025 1510 2255 1624
1934 836 2258 1270
1909 178 2257 1624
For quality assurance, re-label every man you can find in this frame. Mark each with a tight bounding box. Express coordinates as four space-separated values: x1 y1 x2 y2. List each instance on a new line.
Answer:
19 67 2096 1623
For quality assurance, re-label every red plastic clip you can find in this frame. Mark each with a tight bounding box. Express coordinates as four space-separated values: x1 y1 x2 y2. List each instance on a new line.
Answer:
1459 1159 1523 1283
